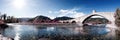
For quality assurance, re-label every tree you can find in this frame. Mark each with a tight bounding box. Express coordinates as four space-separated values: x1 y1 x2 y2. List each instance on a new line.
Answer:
2 14 7 21
115 8 120 27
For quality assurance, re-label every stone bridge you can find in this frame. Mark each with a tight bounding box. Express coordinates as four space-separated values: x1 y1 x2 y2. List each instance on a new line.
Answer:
59 10 117 39
60 10 116 28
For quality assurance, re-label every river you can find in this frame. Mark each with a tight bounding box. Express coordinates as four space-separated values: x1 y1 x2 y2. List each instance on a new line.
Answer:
0 23 115 40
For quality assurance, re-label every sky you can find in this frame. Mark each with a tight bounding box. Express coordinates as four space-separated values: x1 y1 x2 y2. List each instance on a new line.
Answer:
0 0 120 19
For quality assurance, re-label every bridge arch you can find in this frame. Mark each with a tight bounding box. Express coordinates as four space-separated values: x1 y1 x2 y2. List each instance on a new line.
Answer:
82 14 109 24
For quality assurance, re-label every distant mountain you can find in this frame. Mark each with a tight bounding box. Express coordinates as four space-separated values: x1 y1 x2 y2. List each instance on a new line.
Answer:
27 16 74 22
34 15 51 20
17 18 32 22
53 16 74 20
28 15 51 22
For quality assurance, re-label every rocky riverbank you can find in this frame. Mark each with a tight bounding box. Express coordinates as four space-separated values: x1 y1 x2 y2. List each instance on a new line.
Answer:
0 34 14 40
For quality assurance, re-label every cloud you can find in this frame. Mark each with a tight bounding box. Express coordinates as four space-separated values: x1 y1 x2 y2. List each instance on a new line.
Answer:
57 8 85 18
48 11 52 14
47 8 85 19
73 13 85 17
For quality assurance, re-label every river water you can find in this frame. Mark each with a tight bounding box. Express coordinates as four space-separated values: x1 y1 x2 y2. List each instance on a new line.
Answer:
1 24 114 40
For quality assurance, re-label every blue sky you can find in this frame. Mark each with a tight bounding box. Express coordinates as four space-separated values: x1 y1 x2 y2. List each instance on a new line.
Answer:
0 0 120 19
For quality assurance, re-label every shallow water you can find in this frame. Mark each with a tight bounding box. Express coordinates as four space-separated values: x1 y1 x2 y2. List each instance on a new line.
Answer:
2 24 112 40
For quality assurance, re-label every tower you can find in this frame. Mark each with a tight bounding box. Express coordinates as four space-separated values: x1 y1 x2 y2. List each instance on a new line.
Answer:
92 10 96 14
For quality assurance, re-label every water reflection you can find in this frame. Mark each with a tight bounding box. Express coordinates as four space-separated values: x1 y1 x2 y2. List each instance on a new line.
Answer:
83 24 110 36
4 25 38 40
3 24 111 40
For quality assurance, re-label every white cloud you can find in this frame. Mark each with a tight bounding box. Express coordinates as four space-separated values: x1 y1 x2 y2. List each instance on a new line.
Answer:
73 13 85 18
57 8 85 18
48 11 52 14
47 8 86 19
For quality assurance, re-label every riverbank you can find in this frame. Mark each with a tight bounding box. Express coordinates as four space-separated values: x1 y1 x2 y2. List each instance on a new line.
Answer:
0 34 13 40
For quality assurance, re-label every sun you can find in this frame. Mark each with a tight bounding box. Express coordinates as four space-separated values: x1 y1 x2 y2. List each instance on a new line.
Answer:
12 0 26 9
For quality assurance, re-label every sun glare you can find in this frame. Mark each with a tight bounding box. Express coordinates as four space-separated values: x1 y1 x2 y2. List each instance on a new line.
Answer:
12 0 26 9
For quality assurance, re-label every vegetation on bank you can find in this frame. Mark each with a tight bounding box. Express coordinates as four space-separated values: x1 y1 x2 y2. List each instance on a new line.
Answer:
0 14 19 23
